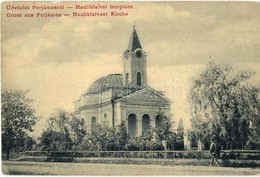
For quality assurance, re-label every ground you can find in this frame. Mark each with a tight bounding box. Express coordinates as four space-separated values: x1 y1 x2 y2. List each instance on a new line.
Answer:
2 161 260 175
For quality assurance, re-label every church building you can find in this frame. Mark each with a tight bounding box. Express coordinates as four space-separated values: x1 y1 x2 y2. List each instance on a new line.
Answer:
74 26 172 137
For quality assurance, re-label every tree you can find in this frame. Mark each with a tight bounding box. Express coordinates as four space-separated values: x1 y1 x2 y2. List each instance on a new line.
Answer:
70 117 86 145
38 129 63 151
189 62 260 150
127 130 154 151
153 111 175 150
175 119 184 150
90 125 117 151
12 134 36 152
246 96 260 150
38 110 86 151
115 121 128 150
76 122 128 151
1 90 39 160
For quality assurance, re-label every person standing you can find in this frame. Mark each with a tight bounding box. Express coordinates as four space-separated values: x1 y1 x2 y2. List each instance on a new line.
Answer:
209 137 220 166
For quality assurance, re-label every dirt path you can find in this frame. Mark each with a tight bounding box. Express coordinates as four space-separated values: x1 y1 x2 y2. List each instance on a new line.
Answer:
2 161 260 175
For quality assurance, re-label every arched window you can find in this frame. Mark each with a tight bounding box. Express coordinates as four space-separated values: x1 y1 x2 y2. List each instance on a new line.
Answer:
142 114 150 135
102 113 109 127
126 73 129 84
91 116 96 130
155 115 162 129
137 72 141 86
128 113 137 137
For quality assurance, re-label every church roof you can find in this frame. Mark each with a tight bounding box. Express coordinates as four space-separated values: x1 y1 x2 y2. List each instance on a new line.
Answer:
85 74 123 95
128 26 142 51
115 86 172 104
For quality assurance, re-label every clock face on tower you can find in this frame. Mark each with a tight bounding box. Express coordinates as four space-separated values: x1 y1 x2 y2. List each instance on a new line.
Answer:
135 48 143 58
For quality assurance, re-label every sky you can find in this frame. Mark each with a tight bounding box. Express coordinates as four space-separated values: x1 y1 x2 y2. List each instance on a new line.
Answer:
2 1 260 137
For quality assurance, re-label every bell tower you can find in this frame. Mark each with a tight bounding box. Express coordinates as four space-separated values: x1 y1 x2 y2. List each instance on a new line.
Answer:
123 26 147 87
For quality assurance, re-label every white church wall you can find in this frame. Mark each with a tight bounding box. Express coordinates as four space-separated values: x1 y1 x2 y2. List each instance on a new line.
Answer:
123 104 171 136
99 103 112 127
80 94 99 106
80 109 99 132
114 102 121 125
101 90 113 103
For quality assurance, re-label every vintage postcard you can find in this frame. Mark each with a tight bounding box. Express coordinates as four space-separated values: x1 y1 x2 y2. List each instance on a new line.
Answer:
1 1 260 175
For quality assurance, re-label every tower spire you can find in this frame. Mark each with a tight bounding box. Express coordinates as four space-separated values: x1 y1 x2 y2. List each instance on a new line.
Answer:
123 26 147 87
128 25 142 51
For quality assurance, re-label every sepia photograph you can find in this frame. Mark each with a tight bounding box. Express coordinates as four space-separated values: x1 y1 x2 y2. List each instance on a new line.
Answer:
1 1 260 175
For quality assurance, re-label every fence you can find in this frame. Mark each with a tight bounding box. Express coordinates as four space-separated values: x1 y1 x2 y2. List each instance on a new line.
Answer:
25 150 208 159
24 150 260 160
221 150 260 160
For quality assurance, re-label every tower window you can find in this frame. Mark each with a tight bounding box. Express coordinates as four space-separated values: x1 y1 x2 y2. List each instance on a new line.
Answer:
137 72 141 86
